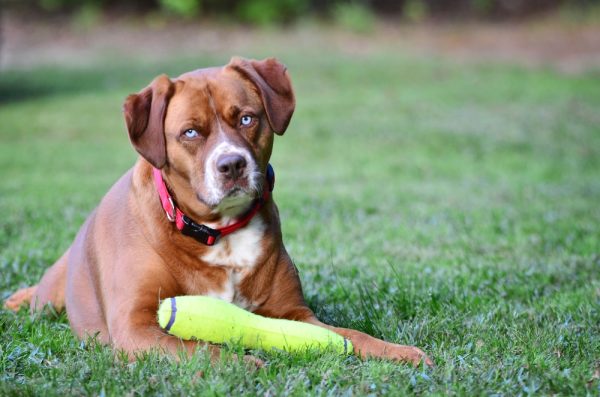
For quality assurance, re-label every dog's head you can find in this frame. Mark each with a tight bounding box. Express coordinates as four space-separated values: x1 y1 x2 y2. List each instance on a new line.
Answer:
123 57 294 219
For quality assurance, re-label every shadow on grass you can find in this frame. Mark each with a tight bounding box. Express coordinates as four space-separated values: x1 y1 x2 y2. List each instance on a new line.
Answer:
0 58 220 103
0 67 135 103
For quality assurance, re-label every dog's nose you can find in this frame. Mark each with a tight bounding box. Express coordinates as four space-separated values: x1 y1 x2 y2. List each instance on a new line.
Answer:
217 154 247 180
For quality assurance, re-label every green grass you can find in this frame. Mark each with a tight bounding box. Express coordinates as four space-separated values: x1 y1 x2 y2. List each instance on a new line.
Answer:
1 38 599 395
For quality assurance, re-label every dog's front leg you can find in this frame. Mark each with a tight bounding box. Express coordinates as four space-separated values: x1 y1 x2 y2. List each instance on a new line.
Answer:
109 319 215 359
103 300 263 366
304 317 433 367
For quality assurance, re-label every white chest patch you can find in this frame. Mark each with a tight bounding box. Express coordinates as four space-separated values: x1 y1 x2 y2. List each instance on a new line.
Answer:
200 216 265 309
203 269 256 310
204 275 235 304
200 216 266 268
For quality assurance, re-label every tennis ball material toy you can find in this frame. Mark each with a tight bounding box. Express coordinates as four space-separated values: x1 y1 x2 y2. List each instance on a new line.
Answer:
158 295 352 355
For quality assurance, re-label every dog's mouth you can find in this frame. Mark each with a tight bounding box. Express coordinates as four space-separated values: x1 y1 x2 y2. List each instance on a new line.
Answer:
198 159 262 216
197 177 260 216
222 178 250 193
226 187 243 196
213 189 256 216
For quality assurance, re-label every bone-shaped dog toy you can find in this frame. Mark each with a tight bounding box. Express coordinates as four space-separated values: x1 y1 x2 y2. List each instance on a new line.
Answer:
158 295 352 354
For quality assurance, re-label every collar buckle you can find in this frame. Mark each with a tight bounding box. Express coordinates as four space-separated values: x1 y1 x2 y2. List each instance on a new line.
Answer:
180 215 222 246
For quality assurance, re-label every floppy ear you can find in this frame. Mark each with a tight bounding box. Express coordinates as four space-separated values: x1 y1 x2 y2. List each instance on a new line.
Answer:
123 74 174 168
227 57 295 135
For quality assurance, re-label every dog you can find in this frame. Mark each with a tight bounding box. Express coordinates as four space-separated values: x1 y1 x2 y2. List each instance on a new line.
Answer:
5 57 432 367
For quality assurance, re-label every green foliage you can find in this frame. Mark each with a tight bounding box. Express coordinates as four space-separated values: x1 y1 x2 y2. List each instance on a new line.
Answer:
332 1 375 33
404 0 428 21
71 3 102 30
25 0 600 25
158 0 202 17
38 0 79 12
236 0 309 25
471 0 494 14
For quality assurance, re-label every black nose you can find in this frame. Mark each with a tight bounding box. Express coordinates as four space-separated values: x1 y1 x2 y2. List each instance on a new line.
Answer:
216 154 247 180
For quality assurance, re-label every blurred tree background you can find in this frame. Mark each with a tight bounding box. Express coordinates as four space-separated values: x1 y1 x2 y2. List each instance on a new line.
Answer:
10 0 600 25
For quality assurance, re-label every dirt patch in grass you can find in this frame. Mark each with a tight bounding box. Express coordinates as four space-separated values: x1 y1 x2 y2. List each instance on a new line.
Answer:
387 21 600 74
1 12 599 73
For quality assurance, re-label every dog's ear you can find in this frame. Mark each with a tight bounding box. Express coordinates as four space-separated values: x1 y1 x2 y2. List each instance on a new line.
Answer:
123 74 174 168
227 57 295 135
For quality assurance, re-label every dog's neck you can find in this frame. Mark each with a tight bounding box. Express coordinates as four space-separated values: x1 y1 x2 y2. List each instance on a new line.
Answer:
152 165 275 246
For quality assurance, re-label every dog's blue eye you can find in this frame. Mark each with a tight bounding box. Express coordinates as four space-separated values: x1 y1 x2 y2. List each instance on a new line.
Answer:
240 115 253 126
184 129 199 138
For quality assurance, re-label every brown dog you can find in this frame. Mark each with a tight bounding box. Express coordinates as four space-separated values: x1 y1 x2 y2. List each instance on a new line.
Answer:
5 57 432 366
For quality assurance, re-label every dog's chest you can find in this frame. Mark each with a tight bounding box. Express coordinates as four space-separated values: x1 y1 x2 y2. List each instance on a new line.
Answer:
190 216 266 309
203 267 255 310
200 216 266 268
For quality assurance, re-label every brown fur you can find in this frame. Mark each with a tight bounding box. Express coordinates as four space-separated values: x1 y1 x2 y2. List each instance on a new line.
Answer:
5 57 432 367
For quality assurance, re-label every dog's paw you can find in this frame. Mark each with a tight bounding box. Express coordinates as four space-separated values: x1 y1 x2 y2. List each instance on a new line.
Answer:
242 354 265 369
356 338 434 367
4 287 36 312
381 343 434 367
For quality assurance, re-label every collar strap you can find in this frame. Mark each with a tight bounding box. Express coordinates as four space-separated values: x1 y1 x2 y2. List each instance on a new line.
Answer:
152 164 275 246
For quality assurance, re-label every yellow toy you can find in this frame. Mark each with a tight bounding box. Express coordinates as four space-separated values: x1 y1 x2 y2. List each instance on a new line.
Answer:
158 295 352 355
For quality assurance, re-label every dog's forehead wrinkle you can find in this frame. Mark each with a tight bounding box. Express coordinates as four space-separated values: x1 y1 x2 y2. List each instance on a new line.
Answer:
202 81 229 139
176 73 259 125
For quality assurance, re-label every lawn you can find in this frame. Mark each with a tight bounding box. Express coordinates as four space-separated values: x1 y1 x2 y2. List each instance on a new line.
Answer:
1 26 599 395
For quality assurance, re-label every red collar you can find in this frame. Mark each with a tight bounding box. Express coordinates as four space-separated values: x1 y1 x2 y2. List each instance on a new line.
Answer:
152 164 274 246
